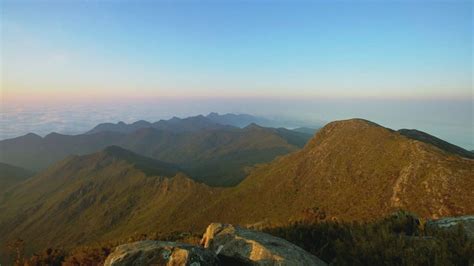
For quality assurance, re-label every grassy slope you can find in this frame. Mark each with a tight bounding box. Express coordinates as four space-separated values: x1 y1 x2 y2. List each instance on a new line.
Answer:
1 119 472 258
198 119 474 225
0 147 219 254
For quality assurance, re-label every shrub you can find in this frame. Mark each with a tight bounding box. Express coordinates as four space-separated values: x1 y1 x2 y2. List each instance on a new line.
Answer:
263 212 473 265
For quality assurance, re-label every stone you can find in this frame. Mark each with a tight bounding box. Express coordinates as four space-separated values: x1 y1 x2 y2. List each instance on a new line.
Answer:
201 223 327 265
104 240 219 266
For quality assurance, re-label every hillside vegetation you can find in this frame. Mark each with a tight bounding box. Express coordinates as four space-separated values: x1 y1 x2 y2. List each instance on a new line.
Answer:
263 211 473 265
1 119 472 260
0 147 219 254
5 212 473 265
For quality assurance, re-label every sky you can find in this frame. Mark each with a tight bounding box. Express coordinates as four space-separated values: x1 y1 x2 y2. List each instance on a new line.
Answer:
0 0 473 148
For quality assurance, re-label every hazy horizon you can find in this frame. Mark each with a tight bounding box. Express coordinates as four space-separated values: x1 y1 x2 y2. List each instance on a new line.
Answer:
1 0 472 149
1 97 472 150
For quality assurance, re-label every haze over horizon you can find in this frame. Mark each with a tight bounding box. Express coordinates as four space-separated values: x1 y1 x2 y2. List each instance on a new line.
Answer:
1 0 472 148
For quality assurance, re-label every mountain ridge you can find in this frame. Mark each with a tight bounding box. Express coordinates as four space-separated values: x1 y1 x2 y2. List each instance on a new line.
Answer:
0 147 217 253
398 128 474 159
0 120 311 186
1 118 472 257
86 113 263 135
189 118 473 226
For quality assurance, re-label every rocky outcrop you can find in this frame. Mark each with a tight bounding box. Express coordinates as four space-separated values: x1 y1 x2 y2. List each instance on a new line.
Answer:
103 240 219 266
103 223 328 265
201 223 327 265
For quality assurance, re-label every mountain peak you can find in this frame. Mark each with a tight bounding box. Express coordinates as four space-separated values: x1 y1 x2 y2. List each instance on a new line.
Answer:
207 112 219 117
324 118 383 130
132 120 151 126
314 119 472 159
25 132 41 137
244 123 264 130
235 118 474 222
184 115 208 122
307 118 388 145
316 119 474 159
7 132 43 143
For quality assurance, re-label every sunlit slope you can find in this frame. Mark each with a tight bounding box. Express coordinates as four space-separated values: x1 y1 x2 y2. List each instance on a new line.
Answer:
203 119 474 223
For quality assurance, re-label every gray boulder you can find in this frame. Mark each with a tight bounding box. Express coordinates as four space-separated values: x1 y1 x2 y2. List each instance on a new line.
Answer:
201 223 327 266
104 240 219 266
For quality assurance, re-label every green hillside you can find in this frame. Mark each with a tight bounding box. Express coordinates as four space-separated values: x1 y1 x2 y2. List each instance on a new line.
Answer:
203 119 473 224
1 119 472 260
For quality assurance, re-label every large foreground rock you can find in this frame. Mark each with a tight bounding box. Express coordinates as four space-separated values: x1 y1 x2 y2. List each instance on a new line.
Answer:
104 240 219 266
201 223 327 265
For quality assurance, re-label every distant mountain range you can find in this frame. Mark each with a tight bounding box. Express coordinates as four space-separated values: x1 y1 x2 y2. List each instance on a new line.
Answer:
86 112 321 134
1 118 472 255
86 114 232 135
0 114 312 186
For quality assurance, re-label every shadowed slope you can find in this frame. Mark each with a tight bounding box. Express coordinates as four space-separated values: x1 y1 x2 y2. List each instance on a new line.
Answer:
0 122 311 186
0 162 33 194
0 147 218 253
99 145 181 176
0 131 125 171
398 129 474 159
292 127 319 135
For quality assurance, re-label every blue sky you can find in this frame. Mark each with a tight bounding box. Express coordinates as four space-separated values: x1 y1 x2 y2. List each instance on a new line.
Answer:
2 0 472 101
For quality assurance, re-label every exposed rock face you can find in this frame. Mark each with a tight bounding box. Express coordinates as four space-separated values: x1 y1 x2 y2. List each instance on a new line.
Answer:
201 223 327 265
103 224 327 265
104 240 219 266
